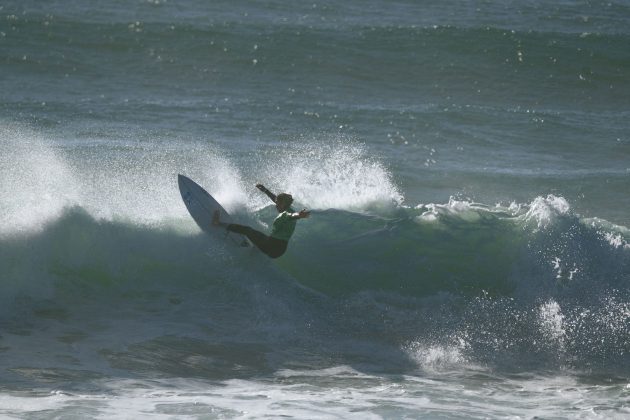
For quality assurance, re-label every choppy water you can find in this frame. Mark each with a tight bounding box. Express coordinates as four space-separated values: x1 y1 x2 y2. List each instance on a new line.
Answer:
1 0 629 418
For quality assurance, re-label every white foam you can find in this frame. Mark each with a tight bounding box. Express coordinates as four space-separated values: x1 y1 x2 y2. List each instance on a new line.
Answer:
414 197 502 224
3 371 622 419
404 337 472 371
523 195 571 229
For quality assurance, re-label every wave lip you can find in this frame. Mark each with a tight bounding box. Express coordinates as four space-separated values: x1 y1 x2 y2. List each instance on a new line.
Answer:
280 195 629 299
523 195 571 229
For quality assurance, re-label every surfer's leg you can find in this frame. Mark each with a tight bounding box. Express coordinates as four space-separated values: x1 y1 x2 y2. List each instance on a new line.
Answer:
227 224 270 251
266 238 288 259
226 223 255 236
226 224 286 258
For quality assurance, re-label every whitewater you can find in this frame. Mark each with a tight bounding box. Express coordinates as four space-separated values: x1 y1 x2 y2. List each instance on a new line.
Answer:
2 0 630 418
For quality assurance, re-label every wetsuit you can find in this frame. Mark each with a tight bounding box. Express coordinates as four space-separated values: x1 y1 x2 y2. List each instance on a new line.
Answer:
226 186 297 259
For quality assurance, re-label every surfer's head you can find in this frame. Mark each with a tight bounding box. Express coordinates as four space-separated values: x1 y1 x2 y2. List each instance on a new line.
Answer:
276 193 293 211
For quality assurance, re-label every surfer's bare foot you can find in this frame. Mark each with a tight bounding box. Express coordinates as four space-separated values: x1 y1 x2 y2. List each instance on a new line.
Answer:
212 210 220 226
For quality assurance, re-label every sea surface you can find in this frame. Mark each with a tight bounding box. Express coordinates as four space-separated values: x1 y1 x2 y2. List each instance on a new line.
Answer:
1 0 629 418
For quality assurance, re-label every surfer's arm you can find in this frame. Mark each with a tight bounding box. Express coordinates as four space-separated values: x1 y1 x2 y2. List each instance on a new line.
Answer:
256 184 277 203
289 209 310 219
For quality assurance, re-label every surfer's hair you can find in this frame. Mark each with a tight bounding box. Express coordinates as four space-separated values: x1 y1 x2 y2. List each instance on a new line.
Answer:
277 193 293 206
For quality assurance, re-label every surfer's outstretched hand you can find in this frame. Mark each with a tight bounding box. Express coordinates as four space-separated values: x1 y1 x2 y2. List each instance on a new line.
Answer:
298 209 310 219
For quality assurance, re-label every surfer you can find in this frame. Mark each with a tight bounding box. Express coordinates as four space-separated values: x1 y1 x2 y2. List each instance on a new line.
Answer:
212 184 310 258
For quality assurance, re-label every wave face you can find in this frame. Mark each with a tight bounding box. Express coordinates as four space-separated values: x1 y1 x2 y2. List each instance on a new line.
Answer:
0 201 628 386
1 123 628 379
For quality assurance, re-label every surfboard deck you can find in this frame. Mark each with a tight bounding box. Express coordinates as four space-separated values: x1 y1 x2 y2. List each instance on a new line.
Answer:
178 174 249 247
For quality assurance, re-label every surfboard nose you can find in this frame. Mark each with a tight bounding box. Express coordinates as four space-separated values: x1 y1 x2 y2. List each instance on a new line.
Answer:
177 174 189 188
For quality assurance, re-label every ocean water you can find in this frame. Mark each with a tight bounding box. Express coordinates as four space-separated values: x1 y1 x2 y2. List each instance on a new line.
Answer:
1 0 629 418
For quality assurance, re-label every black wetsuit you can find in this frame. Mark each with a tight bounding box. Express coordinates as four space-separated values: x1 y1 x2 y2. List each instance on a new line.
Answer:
226 224 288 259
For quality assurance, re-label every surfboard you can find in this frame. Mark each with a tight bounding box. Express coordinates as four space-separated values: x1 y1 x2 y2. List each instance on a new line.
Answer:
178 174 249 247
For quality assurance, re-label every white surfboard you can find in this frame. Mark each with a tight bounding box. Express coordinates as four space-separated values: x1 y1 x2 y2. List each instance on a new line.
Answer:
178 174 249 247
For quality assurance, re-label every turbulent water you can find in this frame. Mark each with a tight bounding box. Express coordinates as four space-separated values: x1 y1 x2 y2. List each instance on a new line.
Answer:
1 0 629 418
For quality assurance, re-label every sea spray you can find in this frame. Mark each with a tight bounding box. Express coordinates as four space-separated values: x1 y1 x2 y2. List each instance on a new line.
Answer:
253 137 404 213
0 122 80 236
